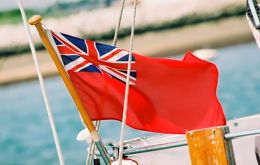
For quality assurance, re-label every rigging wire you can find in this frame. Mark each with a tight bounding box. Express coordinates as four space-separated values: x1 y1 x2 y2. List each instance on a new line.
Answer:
118 0 138 164
18 0 65 165
113 0 127 46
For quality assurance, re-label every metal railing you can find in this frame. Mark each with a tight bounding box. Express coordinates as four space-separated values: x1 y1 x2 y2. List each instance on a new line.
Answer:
123 128 260 156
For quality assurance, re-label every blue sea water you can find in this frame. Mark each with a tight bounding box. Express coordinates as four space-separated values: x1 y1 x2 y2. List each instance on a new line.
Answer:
0 42 260 164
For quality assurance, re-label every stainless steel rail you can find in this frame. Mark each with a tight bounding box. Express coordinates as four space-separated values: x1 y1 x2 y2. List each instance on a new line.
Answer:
124 140 188 156
225 129 260 140
123 128 260 156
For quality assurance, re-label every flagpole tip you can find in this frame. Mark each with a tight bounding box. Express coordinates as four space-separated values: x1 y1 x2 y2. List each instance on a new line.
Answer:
28 15 42 25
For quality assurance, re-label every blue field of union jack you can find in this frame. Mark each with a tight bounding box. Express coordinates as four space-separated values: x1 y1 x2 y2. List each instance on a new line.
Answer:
48 30 136 85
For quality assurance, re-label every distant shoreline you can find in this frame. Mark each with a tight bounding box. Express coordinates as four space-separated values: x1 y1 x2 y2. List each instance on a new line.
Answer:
0 0 246 58
0 16 254 86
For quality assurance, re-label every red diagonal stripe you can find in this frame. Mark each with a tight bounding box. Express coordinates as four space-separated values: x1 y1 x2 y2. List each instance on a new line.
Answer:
101 61 136 70
70 61 90 72
52 31 86 55
101 49 122 61
75 52 136 70
105 66 136 82
58 45 76 54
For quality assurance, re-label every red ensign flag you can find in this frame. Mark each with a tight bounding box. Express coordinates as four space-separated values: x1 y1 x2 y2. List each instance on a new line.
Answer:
48 31 226 134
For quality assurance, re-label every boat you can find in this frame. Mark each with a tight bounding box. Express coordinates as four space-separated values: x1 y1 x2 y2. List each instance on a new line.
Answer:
80 1 260 164
15 0 260 164
109 114 260 164
75 114 260 164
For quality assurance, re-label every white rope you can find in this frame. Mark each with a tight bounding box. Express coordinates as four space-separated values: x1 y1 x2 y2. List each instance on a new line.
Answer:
86 0 126 164
113 0 127 46
118 0 138 164
18 1 65 165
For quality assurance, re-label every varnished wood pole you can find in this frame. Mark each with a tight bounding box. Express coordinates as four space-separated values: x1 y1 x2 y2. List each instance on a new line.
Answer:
28 15 111 164
186 126 235 165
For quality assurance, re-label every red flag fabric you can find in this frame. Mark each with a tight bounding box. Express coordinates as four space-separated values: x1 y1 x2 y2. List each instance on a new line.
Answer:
48 31 226 134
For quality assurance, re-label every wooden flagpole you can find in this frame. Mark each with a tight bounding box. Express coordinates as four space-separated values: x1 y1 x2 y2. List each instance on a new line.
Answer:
186 126 235 165
28 15 111 165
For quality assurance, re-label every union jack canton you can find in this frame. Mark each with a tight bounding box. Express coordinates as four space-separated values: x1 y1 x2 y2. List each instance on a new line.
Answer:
48 31 136 85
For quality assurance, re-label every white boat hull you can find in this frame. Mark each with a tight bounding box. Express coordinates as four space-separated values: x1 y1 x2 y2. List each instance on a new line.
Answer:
124 114 260 165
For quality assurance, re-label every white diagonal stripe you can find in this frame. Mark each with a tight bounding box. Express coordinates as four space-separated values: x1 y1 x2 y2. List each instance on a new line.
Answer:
64 57 85 71
99 65 135 85
99 47 118 59
54 32 87 55
75 63 92 72
106 50 129 62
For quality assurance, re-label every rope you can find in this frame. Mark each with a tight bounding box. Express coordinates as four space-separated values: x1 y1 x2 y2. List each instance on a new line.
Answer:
118 0 138 164
86 0 126 164
18 1 65 165
113 0 127 46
